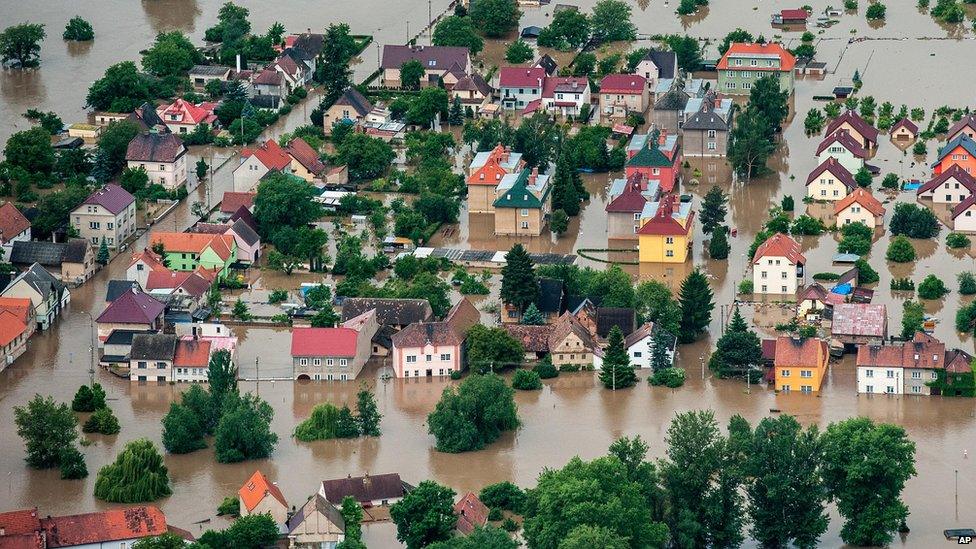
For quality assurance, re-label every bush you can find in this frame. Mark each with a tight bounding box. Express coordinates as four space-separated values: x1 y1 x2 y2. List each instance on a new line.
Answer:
890 278 915 291
649 367 685 388
94 439 171 502
854 259 879 284
294 403 342 442
511 369 542 390
791 215 824 235
913 141 927 155
82 407 120 435
886 236 916 262
59 447 88 480
918 275 948 299
947 232 971 249
532 357 559 379
738 279 754 294
781 195 795 212
882 173 900 189
813 272 842 281
479 481 526 513
502 517 519 532
890 203 940 238
865 2 886 19
450 370 463 380
218 496 240 516
959 272 976 295
71 384 107 412
488 507 504 521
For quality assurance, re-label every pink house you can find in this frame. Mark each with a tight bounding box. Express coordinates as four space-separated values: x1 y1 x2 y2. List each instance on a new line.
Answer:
391 298 480 378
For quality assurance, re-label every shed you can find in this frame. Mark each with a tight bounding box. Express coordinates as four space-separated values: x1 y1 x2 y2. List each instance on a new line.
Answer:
520 26 543 39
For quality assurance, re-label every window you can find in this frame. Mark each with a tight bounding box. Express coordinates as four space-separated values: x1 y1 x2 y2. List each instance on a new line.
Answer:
299 357 308 366
340 359 348 367
912 386 920 393
520 209 529 217
707 142 716 151
781 369 790 377
665 237 674 244
726 82 736 90
707 130 716 138
781 286 788 293
886 370 895 379
137 361 147 369
866 385 874 393
406 355 416 363
633 351 642 358
326 358 334 366
425 354 432 362
801 385 812 393
521 221 529 229
313 358 321 366
761 284 767 292
742 82 752 90
652 168 660 175
912 371 921 379
886 386 895 394
440 353 451 361
800 370 812 378
865 369 874 378
761 271 768 279
89 221 100 229
665 249 674 257
781 272 788 279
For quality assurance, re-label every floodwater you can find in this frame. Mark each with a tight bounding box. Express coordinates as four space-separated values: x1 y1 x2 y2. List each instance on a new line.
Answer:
5 1 976 548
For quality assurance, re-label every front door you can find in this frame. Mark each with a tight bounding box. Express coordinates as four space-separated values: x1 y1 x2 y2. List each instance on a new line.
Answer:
426 369 433 377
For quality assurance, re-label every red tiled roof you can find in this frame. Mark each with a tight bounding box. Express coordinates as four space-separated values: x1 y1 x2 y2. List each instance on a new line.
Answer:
636 195 694 236
0 508 40 536
606 173 649 213
831 303 887 337
82 184 135 215
253 69 283 86
157 98 217 126
945 349 974 373
274 54 301 76
834 187 885 217
128 248 166 271
0 297 33 324
96 289 165 325
220 192 256 214
918 164 976 196
150 232 235 259
717 43 796 71
815 130 867 158
454 493 489 535
241 140 292 171
41 506 169 548
0 309 29 348
286 138 326 175
752 232 805 265
239 470 288 513
503 324 554 352
805 157 856 192
780 8 809 19
291 327 359 357
499 67 546 88
774 336 826 368
174 338 211 367
391 298 479 348
825 110 879 145
600 74 646 93
890 118 918 136
0 202 31 244
856 332 945 370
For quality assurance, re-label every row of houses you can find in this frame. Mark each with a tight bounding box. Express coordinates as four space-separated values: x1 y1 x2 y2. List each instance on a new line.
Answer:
0 505 193 548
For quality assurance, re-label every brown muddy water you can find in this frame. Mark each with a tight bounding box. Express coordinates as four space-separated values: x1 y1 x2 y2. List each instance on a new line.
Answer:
5 1 976 548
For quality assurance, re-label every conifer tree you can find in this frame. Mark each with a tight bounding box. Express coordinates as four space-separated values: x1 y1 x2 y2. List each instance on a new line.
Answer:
551 153 581 216
599 326 637 389
649 329 674 371
709 225 730 260
678 269 714 343
448 96 463 125
97 237 110 265
500 244 539 314
521 303 545 325
700 185 727 234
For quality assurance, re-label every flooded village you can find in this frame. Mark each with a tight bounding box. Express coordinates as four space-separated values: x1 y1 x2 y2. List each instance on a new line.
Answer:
2 0 976 547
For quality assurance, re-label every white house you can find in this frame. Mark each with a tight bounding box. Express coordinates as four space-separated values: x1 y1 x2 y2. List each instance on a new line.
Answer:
540 76 591 117
805 157 856 201
125 133 188 191
751 233 806 297
853 334 944 395
951 196 976 233
1 264 69 331
815 130 866 175
633 49 677 94
834 187 886 229
594 322 676 370
917 164 976 205
232 140 293 192
498 67 545 110
0 202 31 259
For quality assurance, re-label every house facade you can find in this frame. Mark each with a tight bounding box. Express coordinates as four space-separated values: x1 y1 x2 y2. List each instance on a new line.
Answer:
0 297 35 369
322 88 373 134
633 49 676 94
825 110 879 150
128 333 178 382
774 336 829 393
449 73 492 114
682 94 733 157
72 184 137 249
381 45 472 88
9 240 96 285
493 168 552 236
932 134 976 176
890 118 918 141
287 495 346 548
96 289 166 340
239 470 289 526
126 133 188 190
805 157 856 201
290 311 379 380
548 312 598 369
599 74 648 121
856 332 945 395
626 131 681 192
540 76 591 117
156 98 218 134
606 174 657 238
498 67 545 110
951 196 976 232
233 139 293 192
467 145 524 213
948 114 976 143
637 194 694 263
815 130 867 175
390 298 479 378
716 42 796 96
834 187 885 229
917 164 976 204
1 264 69 331
149 232 236 278
752 232 806 296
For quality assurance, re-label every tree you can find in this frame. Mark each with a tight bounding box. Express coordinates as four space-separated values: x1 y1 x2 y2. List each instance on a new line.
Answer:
0 23 45 68
214 393 277 463
336 406 360 438
709 307 763 378
664 34 702 72
59 446 88 480
599 326 637 389
207 349 238 409
86 61 152 112
538 9 591 50
550 153 582 216
649 329 674 372
356 384 382 436
550 209 569 235
390 480 457 549
822 418 916 546
161 402 207 454
521 303 545 325
571 52 596 76
336 133 396 180
428 374 519 452
854 166 873 187
433 16 483 54
94 439 171 502
918 274 948 300
854 258 879 284
316 23 355 104
196 158 208 181
469 0 521 38
866 2 887 19
4 127 55 175
294 403 343 441
500 244 539 314
400 59 425 90
339 496 364 546
448 96 464 125
231 298 250 320
718 28 753 55
677 269 714 343
95 237 110 265
465 325 524 373
142 31 201 78
200 513 280 549
959 272 976 295
254 172 323 237
708 225 731 260
132 533 190 549
14 395 79 469
407 87 450 128
886 236 916 263
504 39 533 63
480 481 526 513
512 369 543 390
71 383 106 412
889 203 940 238
62 16 94 41
901 300 925 339
699 185 727 234
83 406 121 435
590 0 636 43
635 280 681 334
427 526 518 549
750 74 790 131
729 108 777 179
95 120 140 180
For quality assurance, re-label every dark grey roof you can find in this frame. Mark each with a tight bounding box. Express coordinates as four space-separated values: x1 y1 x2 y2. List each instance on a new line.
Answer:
654 85 688 111
521 26 543 38
321 473 409 504
131 102 165 130
537 277 565 314
189 65 233 77
535 54 558 76
249 94 282 110
104 329 149 346
381 45 469 70
340 298 433 325
644 50 677 79
292 33 325 59
106 280 141 302
6 263 65 302
10 239 89 266
63 239 90 263
287 494 344 535
129 333 177 361
596 307 636 338
230 218 259 246
683 104 730 131
335 88 373 117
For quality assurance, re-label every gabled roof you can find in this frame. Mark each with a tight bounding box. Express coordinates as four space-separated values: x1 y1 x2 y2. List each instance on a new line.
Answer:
0 296 33 324
340 298 432 325
97 289 165 324
82 184 135 215
453 73 492 97
627 141 674 168
641 49 677 79
230 205 259 233
947 114 976 139
150 232 235 258
0 309 29 348
0 202 31 243
467 155 508 186
454 493 489 536
286 138 326 175
683 94 731 131
856 332 945 370
597 307 635 338
493 169 548 209
919 164 976 196
174 338 211 367
825 110 879 145
636 195 694 236
5 263 65 302
241 140 292 171
229 218 260 247
157 98 217 126
798 282 829 302
890 117 918 136
274 52 302 76
752 232 805 265
549 311 597 350
106 280 141 302
41 506 170 548
10 240 90 267
381 45 469 70
934 134 976 166
391 298 480 349
774 336 826 368
286 494 345 535
780 8 809 19
125 133 186 163
805 156 856 191
291 326 359 357
253 69 283 86
606 174 649 213
534 54 558 75
815 130 867 158
334 87 373 117
952 193 976 220
717 42 796 71
653 85 688 111
321 473 408 504
189 65 232 77
498 67 546 88
600 74 646 93
129 333 178 361
503 324 554 352
219 191 256 214
128 248 166 272
0 508 41 536
834 187 886 217
239 470 288 513
945 348 974 373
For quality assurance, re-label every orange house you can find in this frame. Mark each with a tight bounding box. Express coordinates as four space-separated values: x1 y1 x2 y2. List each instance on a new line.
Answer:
466 145 525 213
932 134 976 176
773 336 829 393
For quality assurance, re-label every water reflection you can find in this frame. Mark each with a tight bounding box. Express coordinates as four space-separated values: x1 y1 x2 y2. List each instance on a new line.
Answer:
141 0 201 33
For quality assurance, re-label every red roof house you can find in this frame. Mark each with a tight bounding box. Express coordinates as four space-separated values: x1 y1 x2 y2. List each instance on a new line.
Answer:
0 202 31 248
241 140 292 171
238 470 289 524
219 191 256 215
453 493 489 536
498 67 546 89
752 232 805 265
285 137 326 178
156 98 218 133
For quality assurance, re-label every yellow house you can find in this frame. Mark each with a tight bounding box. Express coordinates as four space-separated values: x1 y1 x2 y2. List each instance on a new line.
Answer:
637 194 694 263
805 157 856 201
773 336 829 393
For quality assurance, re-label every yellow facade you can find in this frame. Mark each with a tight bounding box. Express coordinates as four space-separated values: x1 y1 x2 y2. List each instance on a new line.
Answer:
775 347 829 393
638 233 690 263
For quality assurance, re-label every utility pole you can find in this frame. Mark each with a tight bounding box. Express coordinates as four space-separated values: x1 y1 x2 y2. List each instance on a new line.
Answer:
428 0 433 45
700 354 705 380
255 357 260 395
88 313 96 387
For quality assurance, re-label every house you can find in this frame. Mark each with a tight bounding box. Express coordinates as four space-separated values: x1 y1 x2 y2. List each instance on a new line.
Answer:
107 280 141 302
1 263 69 330
717 42 796 96
498 67 546 110
797 283 831 316
831 303 888 349
9 239 95 285
681 93 733 158
600 74 648 121
67 123 101 143
606 173 658 238
947 114 976 143
146 267 216 313
890 118 918 141
752 232 805 296
128 332 178 382
149 232 236 278
503 324 555 361
126 248 168 288
286 138 327 181
252 68 287 101
467 145 524 213
772 8 809 25
502 277 565 324
806 157 857 201
287 494 346 548
273 49 314 89
0 297 35 369
611 321 676 369
773 336 829 393
127 101 168 133
626 130 681 192
637 194 694 263
834 187 886 229
320 472 411 507
173 338 212 383
189 64 233 91
0 201 31 257
548 311 598 369
96 288 166 340
290 310 379 380
391 298 480 378
449 73 493 114
0 506 191 548
233 139 292 192
493 168 552 236
951 195 976 232
239 470 289 526
932 134 976 176
322 87 373 134
454 493 489 536
381 45 472 88
340 298 433 329
815 130 867 175
219 191 255 221
650 84 689 132
940 348 975 396
917 164 976 205
825 110 879 151
856 332 945 395
72 183 137 249
633 49 676 94
537 76 590 117
126 133 188 191
99 328 147 369
225 219 260 264
156 98 218 134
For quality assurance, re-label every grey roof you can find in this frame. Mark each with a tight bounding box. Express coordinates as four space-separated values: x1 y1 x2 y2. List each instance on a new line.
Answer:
381 45 469 70
106 280 141 302
287 494 345 535
537 277 565 314
292 33 326 59
130 102 165 130
644 49 677 79
249 94 281 110
596 307 636 338
104 329 149 346
340 298 433 325
9 239 89 267
230 218 259 246
6 263 65 302
654 84 688 111
189 65 233 77
683 106 730 131
335 88 373 117
129 333 178 361
535 54 558 76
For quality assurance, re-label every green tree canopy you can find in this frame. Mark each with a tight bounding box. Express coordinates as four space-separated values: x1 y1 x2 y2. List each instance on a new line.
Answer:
63 16 94 41
390 480 457 549
428 374 519 452
336 132 396 180
500 244 539 313
590 0 636 43
4 127 55 175
466 325 525 374
94 439 171 502
469 0 522 37
14 394 79 469
0 23 46 68
86 61 152 112
254 172 323 237
432 16 484 54
161 402 207 453
214 393 278 463
677 268 714 343
599 326 637 389
141 31 202 78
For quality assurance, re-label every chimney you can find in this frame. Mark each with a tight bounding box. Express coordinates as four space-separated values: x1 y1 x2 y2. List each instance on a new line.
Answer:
658 129 667 146
363 472 372 491
236 54 241 73
529 167 538 184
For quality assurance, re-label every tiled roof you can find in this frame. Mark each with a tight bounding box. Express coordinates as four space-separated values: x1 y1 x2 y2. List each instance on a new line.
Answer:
229 218 260 247
825 110 880 145
104 329 147 346
321 473 407 504
856 332 945 370
381 45 469 70
798 283 829 302
174 338 211 367
287 494 345 535
600 74 646 93
334 87 373 116
0 508 41 536
82 184 135 215
390 298 479 348
239 470 288 513
805 157 856 192
717 43 796 71
951 193 976 220
542 76 587 99
636 195 693 236
10 240 87 267
549 311 597 351
157 98 216 126
96 289 165 324
219 192 255 214
274 53 302 76
125 133 186 163
150 232 235 258
41 506 169 548
780 8 809 19
815 130 868 158
834 187 885 217
189 65 232 77
503 324 554 352
340 298 433 325
454 493 489 535
6 264 65 302
0 202 31 243
627 141 674 168
890 118 918 136
129 333 178 361
596 307 636 338
918 164 976 196
0 297 33 324
0 309 28 347
774 336 826 368
286 138 326 175
291 327 359 357
947 114 976 139
831 303 887 337
453 73 492 97
253 69 283 86
752 232 805 265
242 140 292 171
641 49 677 79
945 349 974 374
499 67 546 88
606 173 648 213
